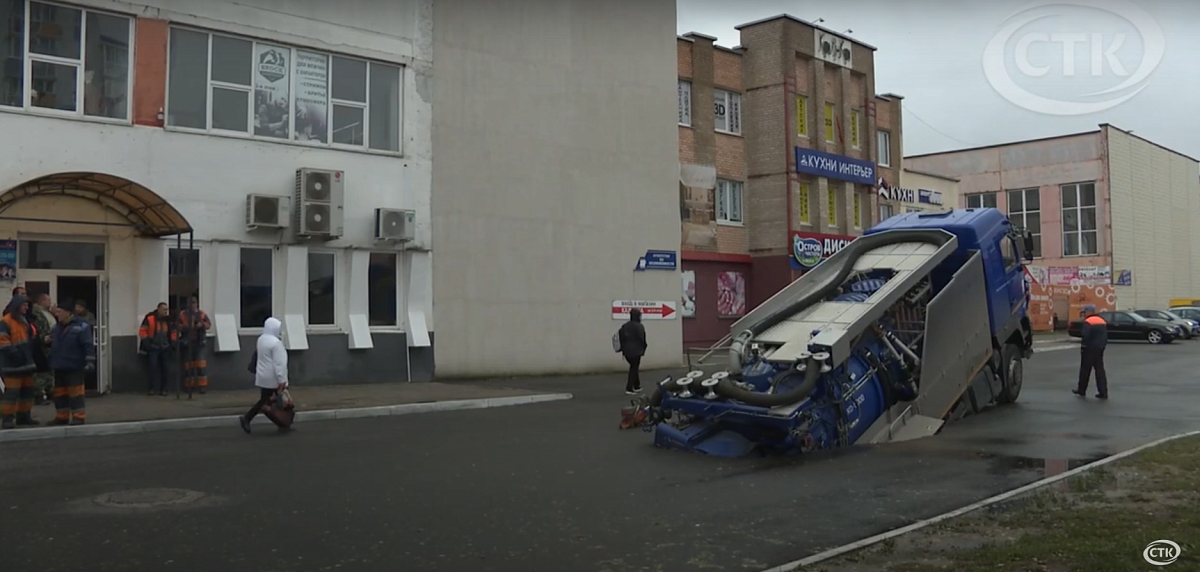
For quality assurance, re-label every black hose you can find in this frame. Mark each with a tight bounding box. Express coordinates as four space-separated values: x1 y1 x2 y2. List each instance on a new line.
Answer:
648 377 682 407
713 357 821 407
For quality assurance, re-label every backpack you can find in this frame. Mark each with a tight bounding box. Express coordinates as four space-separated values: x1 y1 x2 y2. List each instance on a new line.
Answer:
612 329 622 353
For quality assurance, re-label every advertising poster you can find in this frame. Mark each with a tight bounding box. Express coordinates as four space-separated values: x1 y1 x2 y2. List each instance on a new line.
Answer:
790 231 856 270
294 50 329 143
0 240 15 282
254 44 291 139
716 271 745 317
681 270 696 318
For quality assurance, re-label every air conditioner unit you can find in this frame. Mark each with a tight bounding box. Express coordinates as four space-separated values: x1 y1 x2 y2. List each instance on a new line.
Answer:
245 194 290 230
814 30 853 69
374 208 415 242
294 168 345 238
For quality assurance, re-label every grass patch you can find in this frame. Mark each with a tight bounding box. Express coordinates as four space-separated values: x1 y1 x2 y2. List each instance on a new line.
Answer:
822 435 1200 572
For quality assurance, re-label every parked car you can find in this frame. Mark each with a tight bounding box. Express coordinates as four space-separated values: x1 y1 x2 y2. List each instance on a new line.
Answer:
1133 309 1199 339
1067 310 1180 344
1166 306 1200 329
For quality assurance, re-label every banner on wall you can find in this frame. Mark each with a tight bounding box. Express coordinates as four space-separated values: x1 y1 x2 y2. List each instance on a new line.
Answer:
0 240 15 282
681 270 696 318
254 44 291 139
294 50 329 143
1114 269 1133 286
790 231 857 270
716 271 746 317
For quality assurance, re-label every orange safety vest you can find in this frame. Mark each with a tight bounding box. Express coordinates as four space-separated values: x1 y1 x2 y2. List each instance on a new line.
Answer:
1084 315 1105 326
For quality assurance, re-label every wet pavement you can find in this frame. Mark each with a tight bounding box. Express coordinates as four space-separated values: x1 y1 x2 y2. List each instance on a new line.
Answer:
1 342 1197 572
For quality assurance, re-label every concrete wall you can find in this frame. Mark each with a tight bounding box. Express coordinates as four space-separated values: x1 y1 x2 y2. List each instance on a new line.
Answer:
1105 125 1200 308
431 0 682 377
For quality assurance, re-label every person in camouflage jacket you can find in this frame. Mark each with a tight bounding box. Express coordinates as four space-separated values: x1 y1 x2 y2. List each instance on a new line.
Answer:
30 293 55 404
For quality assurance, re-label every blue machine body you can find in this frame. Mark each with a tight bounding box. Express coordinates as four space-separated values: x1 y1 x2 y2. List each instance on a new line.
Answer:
646 208 1033 457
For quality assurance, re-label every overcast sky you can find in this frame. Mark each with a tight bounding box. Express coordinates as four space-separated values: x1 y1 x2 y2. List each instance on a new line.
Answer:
677 0 1200 161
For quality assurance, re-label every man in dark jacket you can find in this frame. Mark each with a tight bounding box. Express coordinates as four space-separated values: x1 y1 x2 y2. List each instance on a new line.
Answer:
138 303 178 396
618 309 648 394
48 300 94 425
1073 311 1108 399
0 295 40 428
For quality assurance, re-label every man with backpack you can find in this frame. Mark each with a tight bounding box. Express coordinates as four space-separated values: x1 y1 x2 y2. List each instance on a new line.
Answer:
616 309 648 395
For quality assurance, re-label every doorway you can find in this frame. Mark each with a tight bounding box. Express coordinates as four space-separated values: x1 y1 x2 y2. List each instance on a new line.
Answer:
21 271 108 393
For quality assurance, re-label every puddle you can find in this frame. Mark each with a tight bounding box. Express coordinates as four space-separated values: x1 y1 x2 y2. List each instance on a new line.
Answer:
973 451 1110 477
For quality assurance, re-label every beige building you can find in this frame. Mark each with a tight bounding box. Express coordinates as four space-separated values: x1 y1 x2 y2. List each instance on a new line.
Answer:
877 167 959 219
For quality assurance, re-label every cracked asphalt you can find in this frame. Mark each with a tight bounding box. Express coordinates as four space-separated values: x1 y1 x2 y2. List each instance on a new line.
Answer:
1 340 1197 572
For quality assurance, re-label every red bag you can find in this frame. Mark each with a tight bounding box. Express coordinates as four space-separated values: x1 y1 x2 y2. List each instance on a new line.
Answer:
264 390 295 428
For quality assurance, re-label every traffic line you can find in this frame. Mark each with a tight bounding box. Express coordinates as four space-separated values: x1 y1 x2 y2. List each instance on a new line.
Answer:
0 393 574 443
755 429 1200 572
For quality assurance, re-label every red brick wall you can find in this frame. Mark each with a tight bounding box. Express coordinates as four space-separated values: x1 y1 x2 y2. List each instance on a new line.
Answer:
133 18 169 127
682 259 752 347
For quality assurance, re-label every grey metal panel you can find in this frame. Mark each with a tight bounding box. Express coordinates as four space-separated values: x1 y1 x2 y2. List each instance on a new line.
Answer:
913 251 994 420
857 403 944 444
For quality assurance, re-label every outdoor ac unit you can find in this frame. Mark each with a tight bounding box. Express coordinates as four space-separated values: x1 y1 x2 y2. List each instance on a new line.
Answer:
814 30 852 69
245 194 290 230
374 208 415 242
294 168 345 238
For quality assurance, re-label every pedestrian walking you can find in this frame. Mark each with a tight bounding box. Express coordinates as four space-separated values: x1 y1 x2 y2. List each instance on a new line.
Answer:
138 302 178 395
0 295 41 428
618 308 648 395
239 317 293 433
1073 311 1108 399
48 300 94 425
178 297 212 394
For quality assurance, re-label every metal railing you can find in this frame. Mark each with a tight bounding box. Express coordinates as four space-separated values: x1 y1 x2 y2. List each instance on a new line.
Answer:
685 332 733 371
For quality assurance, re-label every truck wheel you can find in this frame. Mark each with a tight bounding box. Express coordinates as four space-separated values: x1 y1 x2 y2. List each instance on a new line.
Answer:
997 343 1022 404
1147 330 1164 344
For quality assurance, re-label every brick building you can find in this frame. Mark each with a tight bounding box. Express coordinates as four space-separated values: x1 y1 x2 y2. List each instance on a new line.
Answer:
676 15 903 348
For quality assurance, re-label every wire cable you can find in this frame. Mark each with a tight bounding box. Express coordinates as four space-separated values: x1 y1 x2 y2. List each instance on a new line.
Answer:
903 106 977 147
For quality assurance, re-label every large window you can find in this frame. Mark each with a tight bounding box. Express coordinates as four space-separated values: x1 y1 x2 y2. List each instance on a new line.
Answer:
827 187 837 226
824 102 835 142
239 247 273 328
307 251 335 326
716 179 743 224
879 203 895 221
1061 182 1098 256
877 130 891 166
18 240 104 269
677 80 690 126
167 27 404 152
1007 188 1042 258
795 95 808 138
714 89 740 135
850 110 861 149
797 182 811 224
168 248 200 317
0 0 131 119
854 192 864 228
368 252 397 326
966 192 998 209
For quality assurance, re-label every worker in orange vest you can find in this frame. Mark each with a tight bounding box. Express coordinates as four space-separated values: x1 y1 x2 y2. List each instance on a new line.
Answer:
1073 311 1108 399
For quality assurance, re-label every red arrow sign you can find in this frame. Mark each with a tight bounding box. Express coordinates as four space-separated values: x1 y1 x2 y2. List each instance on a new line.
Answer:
612 301 677 320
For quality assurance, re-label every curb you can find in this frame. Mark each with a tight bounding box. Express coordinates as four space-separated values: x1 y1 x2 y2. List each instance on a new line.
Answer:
756 429 1200 572
0 393 574 443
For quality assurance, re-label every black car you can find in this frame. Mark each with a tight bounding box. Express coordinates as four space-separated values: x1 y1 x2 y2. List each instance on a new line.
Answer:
1067 310 1180 344
1133 309 1196 339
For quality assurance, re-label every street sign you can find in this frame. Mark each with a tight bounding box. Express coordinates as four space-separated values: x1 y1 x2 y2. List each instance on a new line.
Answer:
612 300 677 320
635 250 677 271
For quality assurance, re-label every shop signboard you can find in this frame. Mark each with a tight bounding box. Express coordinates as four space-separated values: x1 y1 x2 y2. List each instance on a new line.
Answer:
790 231 857 270
794 147 876 186
612 300 677 320
918 188 944 205
634 249 677 271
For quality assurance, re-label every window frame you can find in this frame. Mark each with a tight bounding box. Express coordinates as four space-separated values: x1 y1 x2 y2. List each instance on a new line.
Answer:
879 203 894 221
1006 187 1042 258
163 24 405 155
305 248 339 330
2 0 135 124
851 110 861 149
716 179 743 225
797 181 811 224
853 191 864 229
237 246 275 331
795 95 808 138
877 130 891 167
1060 181 1099 257
677 79 691 126
713 88 741 135
965 192 998 209
827 187 837 227
824 102 835 143
367 250 400 329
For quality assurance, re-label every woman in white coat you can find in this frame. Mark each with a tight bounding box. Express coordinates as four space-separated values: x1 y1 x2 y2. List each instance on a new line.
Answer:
239 316 291 433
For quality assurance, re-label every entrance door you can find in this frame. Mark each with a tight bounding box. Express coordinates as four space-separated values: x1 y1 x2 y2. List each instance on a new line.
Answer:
20 270 107 393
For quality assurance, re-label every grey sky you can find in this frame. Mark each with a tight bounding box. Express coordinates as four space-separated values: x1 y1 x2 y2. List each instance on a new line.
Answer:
677 0 1200 160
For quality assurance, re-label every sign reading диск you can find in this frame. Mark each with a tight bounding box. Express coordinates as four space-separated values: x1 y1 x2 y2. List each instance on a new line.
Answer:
794 147 876 186
790 231 857 270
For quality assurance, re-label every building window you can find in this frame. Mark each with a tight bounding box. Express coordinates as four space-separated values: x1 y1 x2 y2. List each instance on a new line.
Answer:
714 89 740 135
307 251 336 326
677 80 691 126
716 179 743 224
851 111 861 149
966 192 998 209
854 192 864 228
367 252 398 326
166 27 404 152
798 182 811 224
1061 182 1098 256
239 247 273 328
795 95 808 138
0 0 132 120
824 102 835 142
877 130 891 166
879 203 894 221
827 187 837 226
1006 188 1042 258
168 248 200 317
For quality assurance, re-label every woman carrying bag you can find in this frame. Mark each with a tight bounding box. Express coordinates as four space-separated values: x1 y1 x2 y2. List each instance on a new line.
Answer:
239 317 295 433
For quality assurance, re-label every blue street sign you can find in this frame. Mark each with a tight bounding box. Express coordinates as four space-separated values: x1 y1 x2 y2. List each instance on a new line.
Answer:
794 147 877 186
635 250 677 271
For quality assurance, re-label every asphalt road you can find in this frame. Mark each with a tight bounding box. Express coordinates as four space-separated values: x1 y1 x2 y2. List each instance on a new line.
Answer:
1 341 1197 572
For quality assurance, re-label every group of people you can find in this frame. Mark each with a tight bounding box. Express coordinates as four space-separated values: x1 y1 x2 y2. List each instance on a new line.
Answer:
136 297 213 395
0 286 95 428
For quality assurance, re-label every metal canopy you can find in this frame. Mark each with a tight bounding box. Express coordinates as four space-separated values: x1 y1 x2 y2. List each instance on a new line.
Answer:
0 172 193 237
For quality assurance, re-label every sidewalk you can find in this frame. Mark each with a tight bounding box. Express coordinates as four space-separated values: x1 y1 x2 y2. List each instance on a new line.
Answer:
0 382 571 442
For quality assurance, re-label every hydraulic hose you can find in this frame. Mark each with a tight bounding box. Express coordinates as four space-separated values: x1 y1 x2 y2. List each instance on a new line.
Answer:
728 229 954 371
713 356 822 407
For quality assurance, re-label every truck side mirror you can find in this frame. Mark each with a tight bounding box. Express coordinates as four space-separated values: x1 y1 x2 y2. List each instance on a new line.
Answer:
1023 231 1035 261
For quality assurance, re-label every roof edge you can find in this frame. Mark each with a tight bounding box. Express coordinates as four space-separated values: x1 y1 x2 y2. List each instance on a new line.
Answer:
734 13 878 51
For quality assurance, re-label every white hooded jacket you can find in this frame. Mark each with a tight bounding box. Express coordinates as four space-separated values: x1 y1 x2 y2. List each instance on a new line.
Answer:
255 317 289 389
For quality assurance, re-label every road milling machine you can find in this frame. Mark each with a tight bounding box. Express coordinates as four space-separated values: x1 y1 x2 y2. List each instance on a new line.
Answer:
623 208 1037 457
